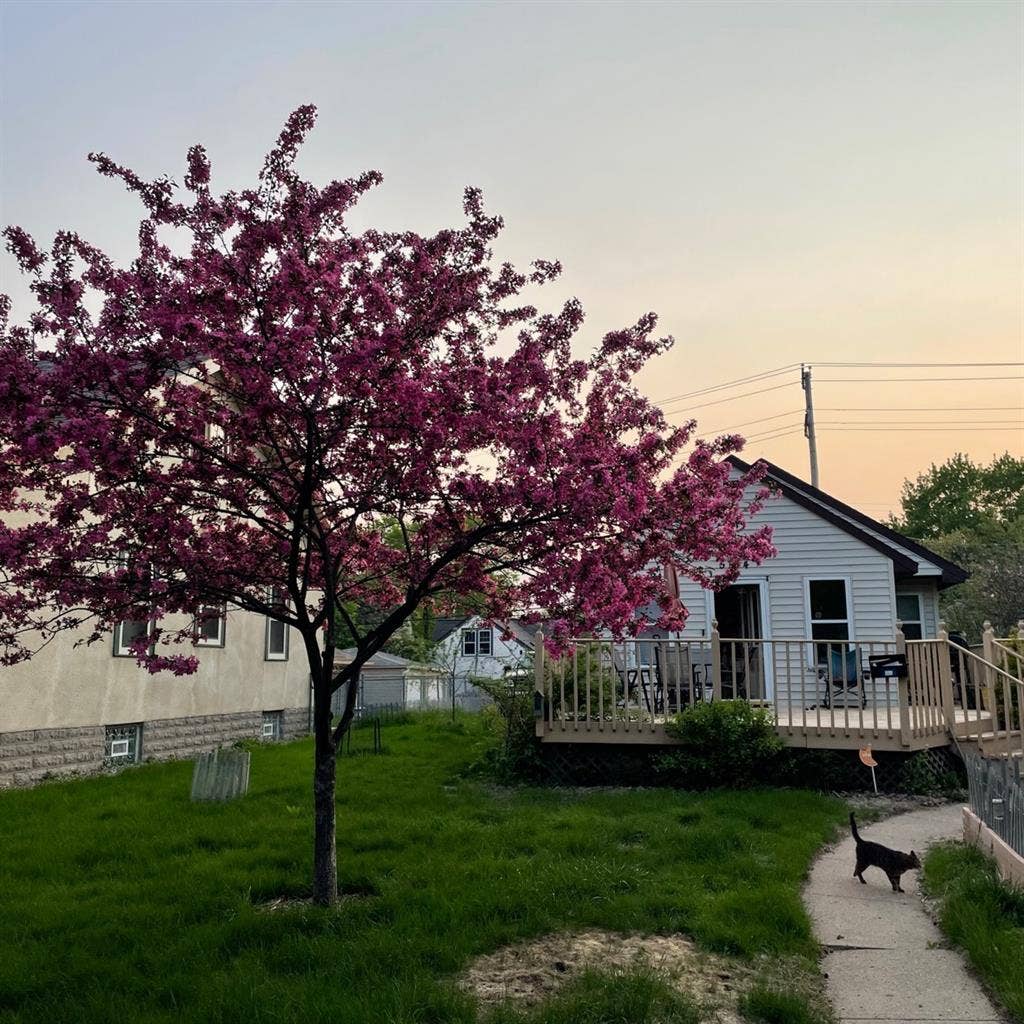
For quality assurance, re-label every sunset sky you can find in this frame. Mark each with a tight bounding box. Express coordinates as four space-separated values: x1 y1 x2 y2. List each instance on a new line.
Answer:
2 1 1021 515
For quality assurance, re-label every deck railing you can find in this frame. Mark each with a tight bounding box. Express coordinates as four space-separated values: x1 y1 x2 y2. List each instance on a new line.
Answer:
533 621 1023 754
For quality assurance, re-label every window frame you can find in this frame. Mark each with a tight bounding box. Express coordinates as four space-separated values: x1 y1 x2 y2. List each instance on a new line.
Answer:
104 723 143 765
461 627 493 658
803 576 854 667
264 587 289 662
896 592 925 641
112 617 154 658
261 710 283 741
194 602 227 648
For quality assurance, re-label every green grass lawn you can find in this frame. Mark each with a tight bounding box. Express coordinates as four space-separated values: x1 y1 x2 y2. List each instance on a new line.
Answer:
0 715 845 1023
923 842 1024 1022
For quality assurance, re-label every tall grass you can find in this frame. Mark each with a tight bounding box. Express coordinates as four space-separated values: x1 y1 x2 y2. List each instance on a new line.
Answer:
0 714 844 1023
923 842 1024 1021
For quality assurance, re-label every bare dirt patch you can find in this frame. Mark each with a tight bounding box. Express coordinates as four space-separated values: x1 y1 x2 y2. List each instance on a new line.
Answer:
460 929 755 1022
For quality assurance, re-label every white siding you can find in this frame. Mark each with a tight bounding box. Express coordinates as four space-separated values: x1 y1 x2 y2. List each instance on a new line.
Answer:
675 485 906 707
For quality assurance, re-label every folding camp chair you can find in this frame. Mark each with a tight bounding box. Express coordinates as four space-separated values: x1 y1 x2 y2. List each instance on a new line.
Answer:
819 646 867 708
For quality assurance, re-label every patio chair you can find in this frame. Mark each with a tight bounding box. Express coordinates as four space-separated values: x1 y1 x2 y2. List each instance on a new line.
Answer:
820 646 867 709
609 644 653 714
653 641 692 713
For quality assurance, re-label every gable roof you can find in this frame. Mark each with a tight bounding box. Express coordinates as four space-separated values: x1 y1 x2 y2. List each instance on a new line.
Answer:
727 456 968 589
432 614 539 648
432 617 468 643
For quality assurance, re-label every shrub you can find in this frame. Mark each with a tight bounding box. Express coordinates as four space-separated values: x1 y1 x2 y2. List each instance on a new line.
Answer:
655 701 785 789
471 676 544 782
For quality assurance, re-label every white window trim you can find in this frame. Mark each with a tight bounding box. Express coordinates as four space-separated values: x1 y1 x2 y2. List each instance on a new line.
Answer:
803 575 855 667
112 618 154 658
264 616 289 662
896 591 925 640
195 604 227 648
476 627 493 656
461 628 477 657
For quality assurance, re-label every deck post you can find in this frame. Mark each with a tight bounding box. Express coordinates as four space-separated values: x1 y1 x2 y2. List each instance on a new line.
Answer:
711 620 722 701
937 621 955 735
982 621 997 715
533 630 545 738
896 621 911 748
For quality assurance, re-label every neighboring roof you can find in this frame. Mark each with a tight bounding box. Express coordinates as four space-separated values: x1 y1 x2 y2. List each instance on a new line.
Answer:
335 648 443 674
432 615 540 649
432 617 467 643
727 456 969 590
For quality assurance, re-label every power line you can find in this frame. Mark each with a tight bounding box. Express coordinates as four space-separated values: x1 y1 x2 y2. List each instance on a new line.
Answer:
818 406 1023 412
818 426 1024 432
813 361 1024 368
699 409 804 433
663 380 794 414
654 364 798 406
818 375 1024 383
820 419 1023 427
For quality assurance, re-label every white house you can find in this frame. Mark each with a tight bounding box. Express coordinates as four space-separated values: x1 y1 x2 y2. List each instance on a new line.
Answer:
432 616 537 707
660 457 968 707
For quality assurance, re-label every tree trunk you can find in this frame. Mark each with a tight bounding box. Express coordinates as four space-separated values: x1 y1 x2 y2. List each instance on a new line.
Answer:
311 679 338 906
311 738 337 904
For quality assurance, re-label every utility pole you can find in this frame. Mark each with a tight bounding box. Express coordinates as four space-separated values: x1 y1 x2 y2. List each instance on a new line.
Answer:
801 363 820 488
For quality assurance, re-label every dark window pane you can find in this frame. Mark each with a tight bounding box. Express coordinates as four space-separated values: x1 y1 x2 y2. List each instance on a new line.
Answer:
199 607 222 642
477 629 492 655
267 619 287 655
896 595 921 623
811 621 850 641
462 630 476 656
809 580 847 621
902 622 923 641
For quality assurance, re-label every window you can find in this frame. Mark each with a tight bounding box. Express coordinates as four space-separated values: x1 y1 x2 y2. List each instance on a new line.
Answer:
807 579 850 665
261 710 283 741
897 594 924 641
104 723 142 764
113 618 152 658
462 627 492 657
195 603 226 647
265 587 289 661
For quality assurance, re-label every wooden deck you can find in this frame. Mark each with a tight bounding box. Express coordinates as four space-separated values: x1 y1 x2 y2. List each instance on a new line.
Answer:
533 628 1024 756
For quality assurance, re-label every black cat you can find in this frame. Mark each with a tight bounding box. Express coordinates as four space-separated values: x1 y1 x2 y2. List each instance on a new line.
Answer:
850 813 921 893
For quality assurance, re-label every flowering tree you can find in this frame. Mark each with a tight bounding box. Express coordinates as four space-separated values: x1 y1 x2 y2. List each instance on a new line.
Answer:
0 107 773 905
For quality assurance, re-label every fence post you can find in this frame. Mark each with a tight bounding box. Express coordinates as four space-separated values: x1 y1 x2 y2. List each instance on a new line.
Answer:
896 620 911 748
711 619 722 701
533 630 545 737
938 621 955 735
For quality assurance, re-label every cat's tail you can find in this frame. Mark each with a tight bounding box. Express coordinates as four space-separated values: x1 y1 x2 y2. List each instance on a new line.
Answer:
849 812 862 843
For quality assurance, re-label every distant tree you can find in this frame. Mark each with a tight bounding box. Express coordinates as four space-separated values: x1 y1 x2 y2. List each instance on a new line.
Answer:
891 452 1024 540
931 519 1024 638
0 106 773 905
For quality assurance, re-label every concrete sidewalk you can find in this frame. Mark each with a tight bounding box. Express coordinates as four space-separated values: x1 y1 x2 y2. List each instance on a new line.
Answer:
804 804 1006 1024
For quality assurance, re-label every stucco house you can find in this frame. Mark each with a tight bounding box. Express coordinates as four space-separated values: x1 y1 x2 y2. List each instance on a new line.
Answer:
0 605 311 788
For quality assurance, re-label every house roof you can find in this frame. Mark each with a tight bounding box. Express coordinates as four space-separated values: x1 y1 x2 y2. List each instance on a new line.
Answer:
431 615 539 648
727 456 969 590
335 648 444 674
431 617 467 643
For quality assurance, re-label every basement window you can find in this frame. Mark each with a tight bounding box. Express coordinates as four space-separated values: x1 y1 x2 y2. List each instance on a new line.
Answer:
104 723 142 765
261 711 283 741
